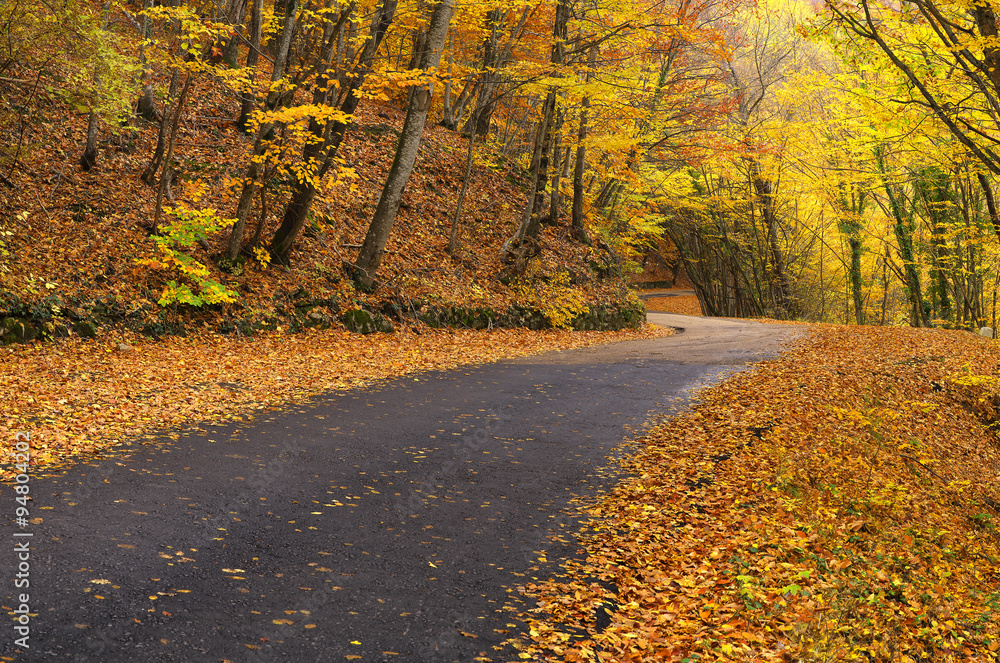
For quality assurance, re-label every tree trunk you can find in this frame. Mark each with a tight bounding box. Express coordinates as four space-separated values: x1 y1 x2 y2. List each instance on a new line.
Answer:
548 109 564 225
441 33 454 129
81 109 100 171
224 0 300 259
458 7 530 137
222 0 248 68
152 74 193 233
80 1 112 172
460 10 500 137
354 0 454 289
448 125 476 254
142 71 179 184
749 159 795 318
501 0 570 266
877 149 928 327
519 92 555 240
848 236 864 324
237 0 264 132
978 172 1000 244
266 0 299 109
269 0 396 262
571 45 595 245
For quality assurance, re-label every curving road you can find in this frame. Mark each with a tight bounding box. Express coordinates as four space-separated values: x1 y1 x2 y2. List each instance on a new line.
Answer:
2 315 799 662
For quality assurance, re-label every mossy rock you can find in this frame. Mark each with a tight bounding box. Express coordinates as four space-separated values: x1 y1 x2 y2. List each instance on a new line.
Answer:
72 320 99 339
303 310 334 330
341 309 394 334
572 302 645 331
252 317 279 332
44 321 71 339
503 306 551 330
218 256 246 276
418 305 498 330
141 320 187 338
1 317 38 345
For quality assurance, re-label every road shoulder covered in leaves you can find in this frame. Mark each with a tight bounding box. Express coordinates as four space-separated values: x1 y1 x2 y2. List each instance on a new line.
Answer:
0 323 670 478
508 324 1000 662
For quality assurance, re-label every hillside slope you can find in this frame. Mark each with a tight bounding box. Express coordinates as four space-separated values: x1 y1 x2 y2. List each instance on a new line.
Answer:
0 75 640 343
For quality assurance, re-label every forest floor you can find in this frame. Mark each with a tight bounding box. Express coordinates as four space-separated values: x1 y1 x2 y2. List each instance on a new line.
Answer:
508 323 1000 662
640 290 703 317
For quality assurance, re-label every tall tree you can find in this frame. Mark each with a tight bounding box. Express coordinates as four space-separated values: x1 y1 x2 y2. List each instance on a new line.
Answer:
269 0 398 262
501 0 572 269
354 0 455 288
224 0 302 261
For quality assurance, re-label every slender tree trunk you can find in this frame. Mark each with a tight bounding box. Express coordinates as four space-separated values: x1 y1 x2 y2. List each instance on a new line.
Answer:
152 74 193 232
354 0 454 288
222 0 248 68
224 0 300 259
80 1 112 172
142 71 179 184
267 0 299 109
877 149 928 327
848 236 864 324
548 109 564 225
237 0 264 132
518 92 555 242
501 0 570 266
977 172 1000 244
448 125 476 254
81 108 100 171
441 32 455 129
571 46 594 245
458 7 529 136
460 9 500 137
749 159 795 318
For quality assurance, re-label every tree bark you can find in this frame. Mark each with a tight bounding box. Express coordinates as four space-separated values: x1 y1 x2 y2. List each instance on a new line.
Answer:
354 0 454 289
80 1 112 172
977 172 1000 244
571 45 595 245
222 0 248 68
441 32 454 129
142 71 179 184
81 109 100 171
548 108 564 224
749 159 795 318
877 148 928 327
500 0 570 266
269 0 395 262
448 123 476 254
237 0 264 132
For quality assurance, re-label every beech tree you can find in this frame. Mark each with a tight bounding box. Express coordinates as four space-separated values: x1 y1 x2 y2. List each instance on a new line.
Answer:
354 0 454 288
269 0 399 262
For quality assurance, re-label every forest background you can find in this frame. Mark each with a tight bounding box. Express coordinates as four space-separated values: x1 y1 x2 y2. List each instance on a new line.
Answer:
8 0 1000 336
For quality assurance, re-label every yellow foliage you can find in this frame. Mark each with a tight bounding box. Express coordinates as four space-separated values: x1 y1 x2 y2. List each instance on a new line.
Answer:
511 269 590 329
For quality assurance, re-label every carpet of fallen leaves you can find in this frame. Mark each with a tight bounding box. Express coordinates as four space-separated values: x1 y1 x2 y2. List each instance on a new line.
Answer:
508 324 1000 662
0 323 670 478
644 295 703 317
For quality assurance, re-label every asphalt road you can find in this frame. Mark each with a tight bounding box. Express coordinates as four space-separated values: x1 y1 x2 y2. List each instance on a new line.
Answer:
3 313 799 662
